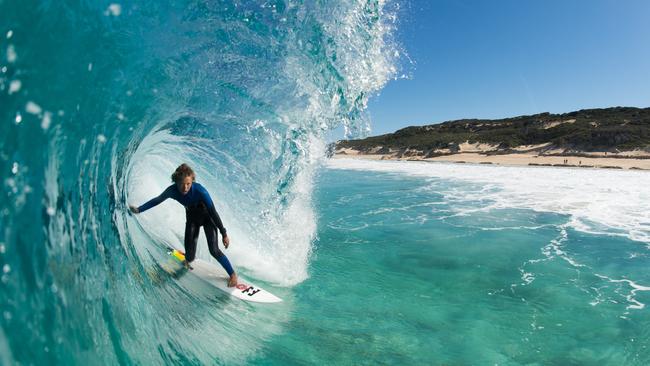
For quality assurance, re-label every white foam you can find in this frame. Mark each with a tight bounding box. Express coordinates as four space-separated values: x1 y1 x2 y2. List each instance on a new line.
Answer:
595 274 650 310
327 159 650 245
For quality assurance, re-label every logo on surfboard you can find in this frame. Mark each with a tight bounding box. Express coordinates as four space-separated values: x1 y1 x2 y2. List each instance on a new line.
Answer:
236 283 261 296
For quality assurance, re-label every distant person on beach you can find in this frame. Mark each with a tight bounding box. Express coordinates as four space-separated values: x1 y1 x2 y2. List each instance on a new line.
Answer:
129 163 238 287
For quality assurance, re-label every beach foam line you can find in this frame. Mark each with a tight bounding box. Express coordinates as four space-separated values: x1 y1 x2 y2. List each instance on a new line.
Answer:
326 158 650 245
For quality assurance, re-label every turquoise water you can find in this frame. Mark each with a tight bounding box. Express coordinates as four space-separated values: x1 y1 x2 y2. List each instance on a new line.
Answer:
268 160 648 365
252 164 650 365
2 0 650 364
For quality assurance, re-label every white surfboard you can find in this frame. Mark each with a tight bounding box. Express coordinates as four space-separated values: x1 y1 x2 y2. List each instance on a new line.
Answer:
167 248 282 303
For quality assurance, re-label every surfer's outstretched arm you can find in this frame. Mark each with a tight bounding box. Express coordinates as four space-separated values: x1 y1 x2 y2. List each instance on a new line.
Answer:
130 185 173 214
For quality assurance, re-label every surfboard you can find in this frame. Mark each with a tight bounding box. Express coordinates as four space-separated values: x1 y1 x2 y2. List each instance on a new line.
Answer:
166 248 282 303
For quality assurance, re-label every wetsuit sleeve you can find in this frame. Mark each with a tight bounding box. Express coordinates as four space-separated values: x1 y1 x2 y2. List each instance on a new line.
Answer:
137 185 173 213
198 186 227 236
207 204 227 236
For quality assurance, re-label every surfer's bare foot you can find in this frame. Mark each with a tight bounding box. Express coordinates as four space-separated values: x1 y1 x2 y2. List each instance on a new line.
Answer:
228 273 238 287
183 260 193 270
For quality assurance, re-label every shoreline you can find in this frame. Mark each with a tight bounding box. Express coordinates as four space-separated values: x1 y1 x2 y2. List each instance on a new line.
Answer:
332 152 650 170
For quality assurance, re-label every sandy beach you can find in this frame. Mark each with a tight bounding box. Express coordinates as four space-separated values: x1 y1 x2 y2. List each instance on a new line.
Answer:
333 148 650 170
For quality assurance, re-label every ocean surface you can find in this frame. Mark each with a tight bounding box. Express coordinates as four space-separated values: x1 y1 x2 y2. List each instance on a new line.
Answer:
2 0 650 365
314 159 650 365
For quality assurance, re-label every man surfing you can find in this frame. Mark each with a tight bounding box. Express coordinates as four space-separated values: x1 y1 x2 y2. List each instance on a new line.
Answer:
129 163 238 287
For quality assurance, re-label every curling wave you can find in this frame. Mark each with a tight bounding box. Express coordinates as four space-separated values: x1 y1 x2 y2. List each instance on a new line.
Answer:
0 0 399 363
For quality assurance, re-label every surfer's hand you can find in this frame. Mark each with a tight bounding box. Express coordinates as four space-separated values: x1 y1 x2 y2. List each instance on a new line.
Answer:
223 235 230 248
129 205 139 214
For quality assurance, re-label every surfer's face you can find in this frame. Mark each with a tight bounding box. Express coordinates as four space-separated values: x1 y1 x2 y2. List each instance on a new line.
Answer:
177 176 193 195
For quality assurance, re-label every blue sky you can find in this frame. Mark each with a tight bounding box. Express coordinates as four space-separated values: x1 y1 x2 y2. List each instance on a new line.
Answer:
366 0 650 136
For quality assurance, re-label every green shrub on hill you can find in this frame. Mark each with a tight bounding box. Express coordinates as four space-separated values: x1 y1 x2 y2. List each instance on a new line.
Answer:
337 107 650 153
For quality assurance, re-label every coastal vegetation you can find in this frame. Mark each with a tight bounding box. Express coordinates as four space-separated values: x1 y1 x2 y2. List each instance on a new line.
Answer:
336 107 650 155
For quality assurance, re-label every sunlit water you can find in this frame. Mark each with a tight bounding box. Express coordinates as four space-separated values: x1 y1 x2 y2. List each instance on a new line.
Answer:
281 159 648 365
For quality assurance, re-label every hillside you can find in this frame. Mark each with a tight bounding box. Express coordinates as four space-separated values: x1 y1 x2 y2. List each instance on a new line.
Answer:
336 107 650 157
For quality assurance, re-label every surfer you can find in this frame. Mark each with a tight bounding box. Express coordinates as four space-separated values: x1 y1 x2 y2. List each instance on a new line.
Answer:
129 163 238 287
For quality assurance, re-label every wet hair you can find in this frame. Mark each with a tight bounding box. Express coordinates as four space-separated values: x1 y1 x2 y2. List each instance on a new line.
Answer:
171 163 196 183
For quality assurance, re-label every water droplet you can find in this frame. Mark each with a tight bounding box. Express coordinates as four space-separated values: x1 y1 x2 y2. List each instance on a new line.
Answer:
87 63 93 71
41 111 52 130
97 134 107 143
116 112 124 120
57 110 65 116
6 44 16 63
25 101 42 115
105 3 122 16
15 112 22 124
2 264 10 273
8 79 21 94
126 90 133 96
0 243 5 254
5 178 16 193
1 66 6 73
46 206 55 216
11 162 18 174
6 30 13 39
3 311 11 320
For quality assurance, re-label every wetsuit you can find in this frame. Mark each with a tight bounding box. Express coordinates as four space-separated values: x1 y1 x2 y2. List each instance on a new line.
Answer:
137 182 234 275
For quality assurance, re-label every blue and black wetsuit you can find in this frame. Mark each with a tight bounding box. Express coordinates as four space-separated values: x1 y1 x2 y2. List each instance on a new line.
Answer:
137 182 234 275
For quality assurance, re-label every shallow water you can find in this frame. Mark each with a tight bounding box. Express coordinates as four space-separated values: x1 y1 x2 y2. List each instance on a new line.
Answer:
277 160 649 365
